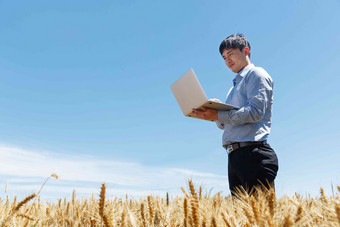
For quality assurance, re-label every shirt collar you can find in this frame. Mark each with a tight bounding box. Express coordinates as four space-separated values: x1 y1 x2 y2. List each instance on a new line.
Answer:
238 63 254 77
233 63 254 85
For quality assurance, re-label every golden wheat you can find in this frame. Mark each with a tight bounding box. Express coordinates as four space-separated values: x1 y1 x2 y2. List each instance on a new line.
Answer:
0 179 339 226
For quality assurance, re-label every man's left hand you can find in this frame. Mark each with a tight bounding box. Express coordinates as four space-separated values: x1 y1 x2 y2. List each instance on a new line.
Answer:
191 107 218 121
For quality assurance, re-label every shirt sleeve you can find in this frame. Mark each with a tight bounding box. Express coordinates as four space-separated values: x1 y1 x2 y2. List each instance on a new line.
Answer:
217 69 273 126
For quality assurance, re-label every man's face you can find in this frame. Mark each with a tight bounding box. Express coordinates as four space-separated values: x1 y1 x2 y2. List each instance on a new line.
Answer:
222 47 249 73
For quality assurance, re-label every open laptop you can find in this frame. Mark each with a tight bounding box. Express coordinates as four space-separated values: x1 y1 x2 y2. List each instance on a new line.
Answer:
170 68 238 120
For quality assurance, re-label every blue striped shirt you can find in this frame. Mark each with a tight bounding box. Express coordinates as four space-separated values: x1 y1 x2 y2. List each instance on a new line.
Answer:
216 64 274 147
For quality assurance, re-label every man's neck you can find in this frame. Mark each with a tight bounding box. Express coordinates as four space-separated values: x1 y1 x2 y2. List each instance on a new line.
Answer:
237 60 252 74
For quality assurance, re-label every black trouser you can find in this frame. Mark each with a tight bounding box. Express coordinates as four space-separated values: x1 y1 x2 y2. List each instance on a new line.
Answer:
228 142 279 196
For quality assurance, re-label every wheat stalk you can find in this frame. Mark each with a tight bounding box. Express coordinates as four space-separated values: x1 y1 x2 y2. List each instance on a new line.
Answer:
181 187 190 198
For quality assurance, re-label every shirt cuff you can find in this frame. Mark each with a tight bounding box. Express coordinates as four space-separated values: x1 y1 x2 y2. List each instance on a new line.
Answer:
218 111 231 125
215 121 225 130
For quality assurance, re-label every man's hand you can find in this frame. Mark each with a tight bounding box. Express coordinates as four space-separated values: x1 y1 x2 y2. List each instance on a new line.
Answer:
209 98 222 103
191 107 218 121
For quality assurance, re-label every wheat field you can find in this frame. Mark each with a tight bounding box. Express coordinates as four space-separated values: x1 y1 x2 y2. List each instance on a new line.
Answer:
0 178 339 227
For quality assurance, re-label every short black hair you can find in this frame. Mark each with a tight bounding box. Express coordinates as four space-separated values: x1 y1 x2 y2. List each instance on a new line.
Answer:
219 33 251 58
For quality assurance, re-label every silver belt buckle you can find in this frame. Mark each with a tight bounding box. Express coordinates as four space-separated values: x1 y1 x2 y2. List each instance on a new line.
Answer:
227 145 234 154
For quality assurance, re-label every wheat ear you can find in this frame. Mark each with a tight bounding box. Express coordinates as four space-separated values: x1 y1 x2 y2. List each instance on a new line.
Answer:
1 193 36 227
199 186 202 200
166 192 169 206
335 203 340 225
17 213 35 221
201 216 207 227
250 196 260 224
183 197 188 227
140 202 146 227
221 212 232 227
120 208 126 227
147 195 154 225
15 193 36 212
320 187 328 203
294 205 303 223
211 216 217 227
188 179 199 227
99 183 113 227
283 212 293 227
243 205 254 226
267 187 276 218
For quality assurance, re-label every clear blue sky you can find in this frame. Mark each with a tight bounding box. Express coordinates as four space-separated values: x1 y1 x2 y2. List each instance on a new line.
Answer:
0 0 339 201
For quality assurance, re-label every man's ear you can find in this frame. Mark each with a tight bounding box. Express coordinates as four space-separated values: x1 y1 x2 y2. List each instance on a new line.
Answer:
243 47 250 56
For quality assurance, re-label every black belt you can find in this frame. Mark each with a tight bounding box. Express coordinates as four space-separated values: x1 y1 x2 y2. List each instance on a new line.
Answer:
226 141 266 154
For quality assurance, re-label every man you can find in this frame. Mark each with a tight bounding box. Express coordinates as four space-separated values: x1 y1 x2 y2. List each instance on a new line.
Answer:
192 34 279 196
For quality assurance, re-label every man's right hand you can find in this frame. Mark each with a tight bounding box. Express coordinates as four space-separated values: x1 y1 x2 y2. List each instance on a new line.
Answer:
191 107 218 121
